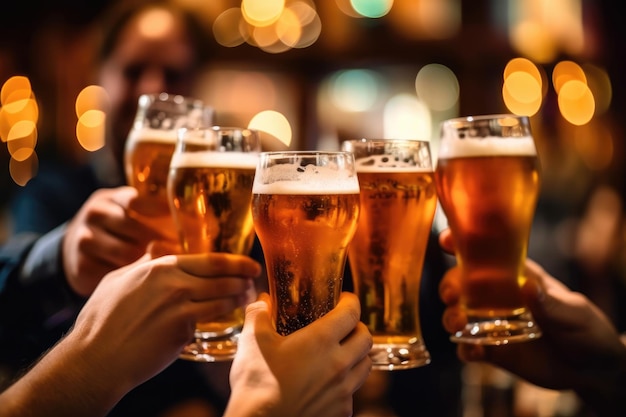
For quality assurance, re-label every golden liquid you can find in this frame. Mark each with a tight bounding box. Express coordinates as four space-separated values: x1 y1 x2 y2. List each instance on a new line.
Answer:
252 192 360 335
435 155 540 317
349 171 437 345
168 165 256 334
124 138 176 232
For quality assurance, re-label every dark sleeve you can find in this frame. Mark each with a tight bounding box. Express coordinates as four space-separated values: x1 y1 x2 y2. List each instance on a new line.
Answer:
0 225 85 373
9 162 97 235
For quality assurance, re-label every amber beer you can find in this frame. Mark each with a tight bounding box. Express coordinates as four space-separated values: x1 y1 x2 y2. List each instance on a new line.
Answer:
124 128 177 231
435 114 541 344
168 150 258 335
124 93 211 234
344 139 436 370
252 153 360 336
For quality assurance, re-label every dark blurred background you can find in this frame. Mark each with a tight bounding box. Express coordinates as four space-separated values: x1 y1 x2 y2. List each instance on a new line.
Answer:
1 1 625 416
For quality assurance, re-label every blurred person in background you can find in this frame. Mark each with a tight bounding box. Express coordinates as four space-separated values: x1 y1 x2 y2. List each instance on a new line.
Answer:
0 1 233 416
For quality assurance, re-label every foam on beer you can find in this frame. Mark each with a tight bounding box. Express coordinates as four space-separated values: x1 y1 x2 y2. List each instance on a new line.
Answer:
170 151 259 169
253 163 360 195
354 154 432 172
438 135 536 159
128 127 178 144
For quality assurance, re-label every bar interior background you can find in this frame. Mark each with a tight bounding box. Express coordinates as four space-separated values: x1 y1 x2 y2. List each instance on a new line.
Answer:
1 1 625 416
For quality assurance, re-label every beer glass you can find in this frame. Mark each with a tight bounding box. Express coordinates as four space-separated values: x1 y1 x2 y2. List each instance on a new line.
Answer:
251 151 360 335
167 126 260 361
342 138 437 370
124 93 213 234
435 114 542 345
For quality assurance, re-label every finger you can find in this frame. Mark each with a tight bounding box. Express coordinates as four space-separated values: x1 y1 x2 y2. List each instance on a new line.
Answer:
240 292 276 345
438 228 454 254
307 292 361 342
81 227 148 266
442 304 466 333
107 186 140 207
176 253 262 279
189 297 249 325
345 352 373 394
189 276 254 303
340 322 373 361
438 267 461 305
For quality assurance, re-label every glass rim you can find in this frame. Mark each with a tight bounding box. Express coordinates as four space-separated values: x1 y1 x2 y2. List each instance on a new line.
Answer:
138 92 205 107
258 150 353 157
342 138 430 143
442 113 530 125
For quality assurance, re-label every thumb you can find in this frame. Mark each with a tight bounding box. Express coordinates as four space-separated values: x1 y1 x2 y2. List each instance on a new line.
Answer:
242 292 274 335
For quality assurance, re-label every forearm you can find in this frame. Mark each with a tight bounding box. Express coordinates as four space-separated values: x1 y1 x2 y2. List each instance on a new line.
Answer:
0 334 128 417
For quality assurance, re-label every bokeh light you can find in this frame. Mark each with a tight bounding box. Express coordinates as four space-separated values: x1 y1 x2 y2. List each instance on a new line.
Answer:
75 85 109 151
383 94 431 141
330 69 381 112
6 120 37 161
213 8 246 47
350 0 393 18
1 75 39 186
137 6 176 38
215 1 320 53
552 60 586 94
9 152 38 187
242 0 285 27
502 58 543 116
248 110 292 149
388 0 461 40
415 64 459 112
557 79 594 126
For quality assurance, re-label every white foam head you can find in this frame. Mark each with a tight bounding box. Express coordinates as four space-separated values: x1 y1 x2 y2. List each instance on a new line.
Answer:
438 135 536 159
253 162 360 195
170 151 259 169
128 127 178 144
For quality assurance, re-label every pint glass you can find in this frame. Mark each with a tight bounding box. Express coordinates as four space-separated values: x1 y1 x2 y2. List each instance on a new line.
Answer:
167 126 260 361
435 114 542 345
342 139 437 370
124 93 213 234
251 152 360 335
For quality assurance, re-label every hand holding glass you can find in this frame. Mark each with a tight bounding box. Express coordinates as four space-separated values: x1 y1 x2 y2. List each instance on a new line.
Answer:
434 114 542 345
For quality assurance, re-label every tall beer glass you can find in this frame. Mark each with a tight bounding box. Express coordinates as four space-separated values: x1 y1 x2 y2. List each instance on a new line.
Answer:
251 152 360 335
124 93 213 234
435 114 542 345
342 139 437 370
167 126 260 361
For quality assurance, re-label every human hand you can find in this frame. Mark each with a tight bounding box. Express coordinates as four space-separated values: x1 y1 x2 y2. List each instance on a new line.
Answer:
67 252 260 395
438 228 626 412
225 292 373 417
62 186 178 296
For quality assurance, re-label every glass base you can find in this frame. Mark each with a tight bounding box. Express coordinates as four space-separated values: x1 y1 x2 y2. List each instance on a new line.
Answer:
451 312 542 345
179 332 240 362
369 341 431 371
